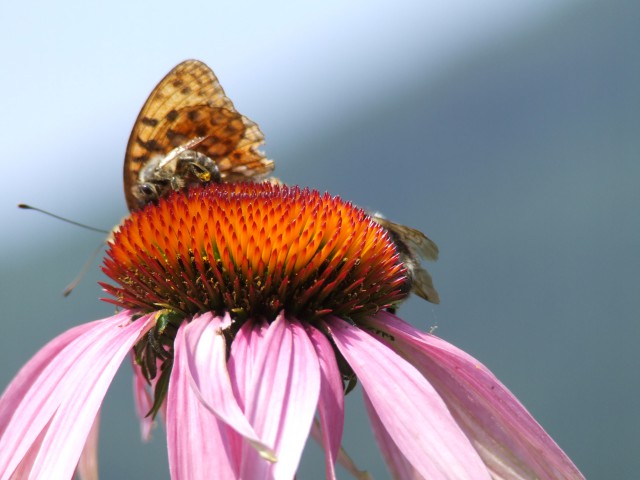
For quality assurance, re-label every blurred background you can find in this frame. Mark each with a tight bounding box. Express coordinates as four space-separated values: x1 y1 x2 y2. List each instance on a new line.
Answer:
1 0 638 477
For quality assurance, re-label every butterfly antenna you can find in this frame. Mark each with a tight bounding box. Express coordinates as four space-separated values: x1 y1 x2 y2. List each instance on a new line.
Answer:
18 203 111 296
63 241 106 297
18 204 109 234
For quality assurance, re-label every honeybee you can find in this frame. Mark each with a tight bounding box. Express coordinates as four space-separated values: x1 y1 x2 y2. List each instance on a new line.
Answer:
371 214 440 304
123 60 274 211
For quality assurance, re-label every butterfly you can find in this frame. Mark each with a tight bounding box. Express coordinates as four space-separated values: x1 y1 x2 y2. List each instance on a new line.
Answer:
123 59 274 211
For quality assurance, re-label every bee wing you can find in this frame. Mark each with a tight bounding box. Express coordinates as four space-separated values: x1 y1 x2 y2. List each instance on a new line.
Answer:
371 214 440 304
410 265 440 304
157 136 208 169
124 60 274 211
371 215 439 261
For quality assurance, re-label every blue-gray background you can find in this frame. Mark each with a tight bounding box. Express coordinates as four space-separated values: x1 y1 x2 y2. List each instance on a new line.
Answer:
1 0 638 478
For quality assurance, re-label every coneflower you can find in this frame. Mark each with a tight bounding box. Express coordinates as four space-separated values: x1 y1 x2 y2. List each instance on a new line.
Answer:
0 182 583 479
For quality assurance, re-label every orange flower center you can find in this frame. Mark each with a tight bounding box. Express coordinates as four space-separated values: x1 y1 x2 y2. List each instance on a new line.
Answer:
102 182 409 322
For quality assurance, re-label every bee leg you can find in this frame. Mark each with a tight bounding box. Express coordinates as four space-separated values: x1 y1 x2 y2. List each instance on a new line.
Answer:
190 158 221 183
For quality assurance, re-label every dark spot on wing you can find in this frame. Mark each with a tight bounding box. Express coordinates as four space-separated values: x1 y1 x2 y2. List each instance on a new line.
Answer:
225 121 243 135
172 79 184 88
181 86 192 95
136 137 163 152
141 117 159 127
166 129 179 141
166 110 178 122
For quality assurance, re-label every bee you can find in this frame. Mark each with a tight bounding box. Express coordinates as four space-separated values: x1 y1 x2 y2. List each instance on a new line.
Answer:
133 136 222 205
123 60 274 211
371 214 440 305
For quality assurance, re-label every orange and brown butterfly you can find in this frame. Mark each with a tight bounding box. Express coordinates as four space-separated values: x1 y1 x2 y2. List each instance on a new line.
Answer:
123 59 274 211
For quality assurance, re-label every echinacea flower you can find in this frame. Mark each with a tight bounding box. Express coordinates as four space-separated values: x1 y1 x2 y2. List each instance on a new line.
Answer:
0 182 583 479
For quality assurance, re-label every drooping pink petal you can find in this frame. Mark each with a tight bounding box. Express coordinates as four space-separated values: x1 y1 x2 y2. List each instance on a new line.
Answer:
231 314 321 480
307 325 344 480
227 319 267 413
33 313 154 478
167 320 238 480
326 316 491 480
0 319 107 468
366 311 585 480
362 390 423 480
225 319 269 468
0 311 154 479
0 321 100 435
7 420 49 479
183 312 275 462
76 411 100 480
131 355 155 441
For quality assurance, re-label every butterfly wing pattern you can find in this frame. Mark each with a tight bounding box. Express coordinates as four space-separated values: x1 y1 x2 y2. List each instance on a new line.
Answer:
123 59 274 211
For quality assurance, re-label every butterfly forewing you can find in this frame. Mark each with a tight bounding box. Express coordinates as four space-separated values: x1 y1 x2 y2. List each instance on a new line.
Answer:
123 60 273 211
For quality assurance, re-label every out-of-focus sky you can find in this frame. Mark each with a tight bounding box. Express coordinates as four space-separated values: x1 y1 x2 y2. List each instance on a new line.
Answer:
2 0 639 478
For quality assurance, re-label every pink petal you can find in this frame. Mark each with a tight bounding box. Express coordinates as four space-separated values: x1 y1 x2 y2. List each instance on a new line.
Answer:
76 412 100 480
227 319 267 412
307 325 344 480
0 321 99 435
0 311 154 479
7 421 49 479
183 313 275 461
366 311 585 480
232 314 321 480
167 320 238 480
362 391 423 480
326 316 491 480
